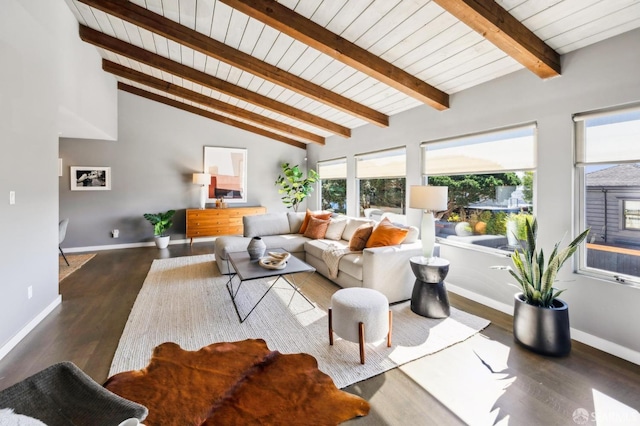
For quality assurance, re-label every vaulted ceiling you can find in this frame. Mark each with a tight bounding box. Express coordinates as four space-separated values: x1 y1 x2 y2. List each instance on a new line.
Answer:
65 0 640 149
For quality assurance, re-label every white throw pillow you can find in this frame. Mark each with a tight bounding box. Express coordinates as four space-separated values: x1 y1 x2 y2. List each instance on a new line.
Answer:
324 217 348 240
342 218 374 241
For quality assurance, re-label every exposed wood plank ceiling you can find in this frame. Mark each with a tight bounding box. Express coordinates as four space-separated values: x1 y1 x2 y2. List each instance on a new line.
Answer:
65 0 640 149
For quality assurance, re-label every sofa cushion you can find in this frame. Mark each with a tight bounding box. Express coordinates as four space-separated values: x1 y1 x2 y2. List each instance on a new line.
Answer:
324 217 348 240
243 213 291 238
401 225 420 243
215 236 252 259
299 209 332 234
365 218 409 248
342 218 373 241
303 217 330 239
304 240 363 281
259 235 310 254
348 223 374 251
287 211 306 233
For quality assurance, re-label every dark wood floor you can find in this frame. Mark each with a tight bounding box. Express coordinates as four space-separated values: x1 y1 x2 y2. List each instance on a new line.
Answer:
1 243 639 425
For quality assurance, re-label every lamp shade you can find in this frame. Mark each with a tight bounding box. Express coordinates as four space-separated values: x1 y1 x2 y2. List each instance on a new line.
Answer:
193 173 211 185
409 186 448 211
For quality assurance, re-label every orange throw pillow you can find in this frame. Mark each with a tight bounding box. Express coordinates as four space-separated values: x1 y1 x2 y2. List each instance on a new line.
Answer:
348 223 374 251
303 217 330 239
299 209 332 234
365 218 409 248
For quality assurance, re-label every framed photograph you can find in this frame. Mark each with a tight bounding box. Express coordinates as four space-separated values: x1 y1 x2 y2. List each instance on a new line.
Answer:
70 166 111 191
203 147 247 203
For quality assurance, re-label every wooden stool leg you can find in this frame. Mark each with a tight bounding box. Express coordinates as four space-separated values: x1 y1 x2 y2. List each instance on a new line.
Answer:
328 308 333 345
387 310 393 347
358 322 365 364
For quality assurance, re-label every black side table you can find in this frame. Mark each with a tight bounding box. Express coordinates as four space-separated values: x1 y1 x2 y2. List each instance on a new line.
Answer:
410 257 450 318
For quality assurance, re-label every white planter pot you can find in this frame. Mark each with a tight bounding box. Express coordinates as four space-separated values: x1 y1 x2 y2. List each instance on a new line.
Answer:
155 235 170 249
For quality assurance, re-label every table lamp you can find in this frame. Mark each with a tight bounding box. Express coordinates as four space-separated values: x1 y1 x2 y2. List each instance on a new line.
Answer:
409 185 448 259
193 173 211 209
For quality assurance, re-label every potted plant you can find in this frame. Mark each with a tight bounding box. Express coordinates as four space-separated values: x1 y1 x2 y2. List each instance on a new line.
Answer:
493 217 589 356
143 210 176 249
274 163 319 212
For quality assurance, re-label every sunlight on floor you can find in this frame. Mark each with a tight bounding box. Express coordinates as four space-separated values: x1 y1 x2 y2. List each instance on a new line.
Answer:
399 334 515 425
591 388 640 425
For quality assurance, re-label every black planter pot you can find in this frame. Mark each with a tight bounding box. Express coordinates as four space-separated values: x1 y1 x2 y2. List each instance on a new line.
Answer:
513 293 571 356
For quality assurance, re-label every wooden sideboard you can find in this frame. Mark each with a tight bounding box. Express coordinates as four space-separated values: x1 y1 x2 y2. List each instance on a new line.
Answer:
186 206 266 244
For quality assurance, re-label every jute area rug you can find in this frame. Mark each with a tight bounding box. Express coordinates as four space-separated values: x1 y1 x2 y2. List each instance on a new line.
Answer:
110 254 490 389
59 253 96 282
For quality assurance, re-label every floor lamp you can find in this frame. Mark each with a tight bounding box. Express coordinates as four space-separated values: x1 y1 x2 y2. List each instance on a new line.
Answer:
193 173 211 209
409 185 448 260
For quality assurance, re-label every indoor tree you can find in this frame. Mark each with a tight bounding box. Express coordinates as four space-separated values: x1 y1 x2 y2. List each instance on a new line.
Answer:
275 163 319 212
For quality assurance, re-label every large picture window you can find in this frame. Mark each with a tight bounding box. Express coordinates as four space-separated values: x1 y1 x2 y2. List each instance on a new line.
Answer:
422 125 536 252
575 106 640 284
317 158 347 214
356 148 406 218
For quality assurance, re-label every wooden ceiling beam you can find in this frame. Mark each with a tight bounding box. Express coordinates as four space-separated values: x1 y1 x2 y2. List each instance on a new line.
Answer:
76 0 388 128
219 0 449 111
79 25 350 138
433 0 561 78
103 60 324 145
118 83 307 149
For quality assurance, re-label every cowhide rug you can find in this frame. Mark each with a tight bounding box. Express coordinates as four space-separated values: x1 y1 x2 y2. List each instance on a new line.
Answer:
104 339 370 425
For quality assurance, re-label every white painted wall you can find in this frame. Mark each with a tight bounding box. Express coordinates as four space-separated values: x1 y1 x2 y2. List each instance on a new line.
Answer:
0 0 118 357
308 28 640 362
59 90 307 248
56 1 118 140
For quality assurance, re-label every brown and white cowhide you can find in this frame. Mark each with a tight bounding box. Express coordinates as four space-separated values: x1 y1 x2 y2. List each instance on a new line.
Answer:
104 339 370 425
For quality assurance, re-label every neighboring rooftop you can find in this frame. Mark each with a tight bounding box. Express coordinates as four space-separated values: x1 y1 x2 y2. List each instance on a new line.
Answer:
586 163 640 187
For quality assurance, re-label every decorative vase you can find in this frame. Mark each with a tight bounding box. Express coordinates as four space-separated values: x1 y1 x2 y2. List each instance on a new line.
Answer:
247 237 266 260
513 293 571 356
155 235 170 249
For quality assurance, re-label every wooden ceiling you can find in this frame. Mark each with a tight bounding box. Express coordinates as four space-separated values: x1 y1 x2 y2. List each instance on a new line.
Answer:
65 0 640 148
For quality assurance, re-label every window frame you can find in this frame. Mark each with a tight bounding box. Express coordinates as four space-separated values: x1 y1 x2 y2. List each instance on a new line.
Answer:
355 147 407 218
574 104 640 287
317 157 347 214
421 123 537 255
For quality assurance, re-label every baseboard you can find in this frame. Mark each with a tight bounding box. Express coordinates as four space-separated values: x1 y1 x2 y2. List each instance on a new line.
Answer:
0 295 62 361
64 237 217 253
447 283 513 315
447 284 640 366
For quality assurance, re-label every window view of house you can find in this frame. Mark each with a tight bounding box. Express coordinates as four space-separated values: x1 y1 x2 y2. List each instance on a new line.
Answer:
576 108 640 282
422 126 536 251
317 158 347 214
356 148 407 219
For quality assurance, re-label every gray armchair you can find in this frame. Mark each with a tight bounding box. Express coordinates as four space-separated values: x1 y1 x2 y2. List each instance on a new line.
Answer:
0 362 147 426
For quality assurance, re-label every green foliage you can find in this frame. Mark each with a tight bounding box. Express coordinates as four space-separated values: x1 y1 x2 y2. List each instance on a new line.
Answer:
493 217 590 308
275 163 319 212
359 178 406 214
509 212 534 241
429 173 521 220
143 210 176 236
486 211 507 236
522 171 534 204
321 179 346 213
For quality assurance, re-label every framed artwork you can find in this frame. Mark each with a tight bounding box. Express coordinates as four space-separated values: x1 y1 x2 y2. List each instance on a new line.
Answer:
70 166 111 191
203 147 247 203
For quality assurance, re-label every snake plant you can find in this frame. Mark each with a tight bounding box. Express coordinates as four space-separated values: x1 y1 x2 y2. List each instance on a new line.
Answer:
494 217 590 308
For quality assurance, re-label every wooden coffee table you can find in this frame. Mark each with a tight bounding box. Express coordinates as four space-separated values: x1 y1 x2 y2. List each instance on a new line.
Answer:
225 249 316 323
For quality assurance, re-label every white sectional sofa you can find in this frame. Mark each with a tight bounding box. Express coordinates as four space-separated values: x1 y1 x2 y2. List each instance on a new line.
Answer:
214 212 437 303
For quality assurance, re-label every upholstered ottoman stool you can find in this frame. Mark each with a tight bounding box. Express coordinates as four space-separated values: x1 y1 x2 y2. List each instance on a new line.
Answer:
328 288 392 364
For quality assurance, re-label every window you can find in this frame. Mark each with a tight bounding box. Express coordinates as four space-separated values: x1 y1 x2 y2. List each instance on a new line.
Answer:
317 158 347 214
421 125 536 252
356 148 406 218
575 106 640 284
